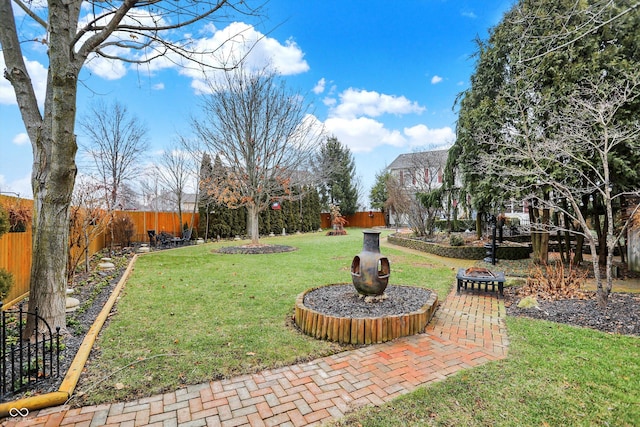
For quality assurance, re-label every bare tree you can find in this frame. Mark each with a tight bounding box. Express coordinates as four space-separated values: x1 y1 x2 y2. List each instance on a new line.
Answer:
157 145 194 236
406 150 448 236
192 65 323 244
0 0 261 334
68 176 109 282
385 174 412 231
79 100 149 209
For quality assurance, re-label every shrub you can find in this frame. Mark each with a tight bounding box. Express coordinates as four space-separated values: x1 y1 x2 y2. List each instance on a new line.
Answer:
110 213 134 247
434 219 475 232
5 201 32 232
449 234 465 246
0 268 14 300
0 206 9 237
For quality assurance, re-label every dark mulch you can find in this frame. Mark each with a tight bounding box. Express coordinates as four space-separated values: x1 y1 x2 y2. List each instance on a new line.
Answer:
216 244 297 254
504 288 640 336
303 284 432 318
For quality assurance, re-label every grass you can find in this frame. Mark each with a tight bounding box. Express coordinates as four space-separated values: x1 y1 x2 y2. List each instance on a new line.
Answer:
74 229 455 405
330 317 640 426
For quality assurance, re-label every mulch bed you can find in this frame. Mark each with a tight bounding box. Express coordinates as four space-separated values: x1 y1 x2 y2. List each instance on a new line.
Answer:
504 288 640 336
303 284 432 318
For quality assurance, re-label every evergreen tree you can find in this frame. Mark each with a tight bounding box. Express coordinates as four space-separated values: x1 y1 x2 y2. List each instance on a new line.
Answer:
369 170 390 226
452 0 640 305
316 136 359 216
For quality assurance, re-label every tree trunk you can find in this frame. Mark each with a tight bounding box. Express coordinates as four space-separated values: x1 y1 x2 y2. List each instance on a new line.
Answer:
21 1 81 336
27 108 78 336
573 233 585 265
247 203 260 244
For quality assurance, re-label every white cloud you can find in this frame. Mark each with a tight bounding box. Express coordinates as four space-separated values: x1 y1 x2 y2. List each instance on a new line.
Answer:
85 51 128 80
330 88 425 119
404 124 455 148
0 173 32 198
152 83 165 90
461 10 478 19
325 117 405 153
313 78 326 94
323 97 337 107
0 56 47 107
431 75 443 84
169 22 309 94
12 133 30 146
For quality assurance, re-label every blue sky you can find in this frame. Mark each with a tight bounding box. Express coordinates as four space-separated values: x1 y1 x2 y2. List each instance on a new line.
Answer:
0 0 514 207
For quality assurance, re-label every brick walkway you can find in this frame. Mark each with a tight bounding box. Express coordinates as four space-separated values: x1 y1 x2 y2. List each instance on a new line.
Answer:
3 288 508 427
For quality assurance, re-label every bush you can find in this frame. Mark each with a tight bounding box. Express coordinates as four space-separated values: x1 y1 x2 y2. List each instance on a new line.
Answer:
434 219 475 232
5 201 32 232
0 206 9 237
449 235 465 246
0 268 14 300
111 213 134 247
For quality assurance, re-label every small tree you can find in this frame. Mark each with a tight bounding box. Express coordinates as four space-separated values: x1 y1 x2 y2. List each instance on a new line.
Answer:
316 137 360 215
110 213 135 248
370 170 390 226
68 177 109 281
158 146 193 237
385 174 413 230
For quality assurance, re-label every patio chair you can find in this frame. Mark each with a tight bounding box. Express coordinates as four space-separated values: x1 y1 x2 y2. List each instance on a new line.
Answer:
179 229 192 245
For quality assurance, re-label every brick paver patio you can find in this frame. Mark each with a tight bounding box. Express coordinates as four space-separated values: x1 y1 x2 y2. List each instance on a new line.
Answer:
2 288 508 427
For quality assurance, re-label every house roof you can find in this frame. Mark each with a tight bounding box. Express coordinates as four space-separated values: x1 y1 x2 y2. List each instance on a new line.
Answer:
387 149 450 171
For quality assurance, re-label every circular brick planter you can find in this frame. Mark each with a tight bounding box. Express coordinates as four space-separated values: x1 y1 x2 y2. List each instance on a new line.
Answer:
294 284 438 345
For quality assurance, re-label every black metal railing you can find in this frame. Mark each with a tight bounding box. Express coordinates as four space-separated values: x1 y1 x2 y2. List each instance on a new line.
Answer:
1 303 61 399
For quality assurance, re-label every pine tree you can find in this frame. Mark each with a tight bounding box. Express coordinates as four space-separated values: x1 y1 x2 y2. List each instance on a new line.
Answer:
316 137 359 215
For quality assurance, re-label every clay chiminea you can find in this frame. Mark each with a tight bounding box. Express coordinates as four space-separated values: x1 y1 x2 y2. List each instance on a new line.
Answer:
350 230 390 296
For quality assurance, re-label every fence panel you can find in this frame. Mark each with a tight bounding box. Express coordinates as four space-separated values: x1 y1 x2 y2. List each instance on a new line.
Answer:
0 196 33 304
0 229 31 304
124 211 199 243
320 211 386 229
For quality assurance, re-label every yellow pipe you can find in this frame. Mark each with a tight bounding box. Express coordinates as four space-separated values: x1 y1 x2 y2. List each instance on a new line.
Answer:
0 392 69 417
0 254 138 418
2 292 30 311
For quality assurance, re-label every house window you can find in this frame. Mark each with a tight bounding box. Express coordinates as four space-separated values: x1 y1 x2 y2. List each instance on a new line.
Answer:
424 168 429 183
399 170 404 186
437 168 443 183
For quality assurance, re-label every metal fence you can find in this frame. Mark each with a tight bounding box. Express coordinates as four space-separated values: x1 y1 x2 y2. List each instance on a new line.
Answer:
1 303 61 399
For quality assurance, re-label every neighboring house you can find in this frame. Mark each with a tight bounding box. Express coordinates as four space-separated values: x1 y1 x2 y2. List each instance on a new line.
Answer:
386 149 453 227
144 192 197 213
181 193 198 213
387 149 450 192
387 149 533 227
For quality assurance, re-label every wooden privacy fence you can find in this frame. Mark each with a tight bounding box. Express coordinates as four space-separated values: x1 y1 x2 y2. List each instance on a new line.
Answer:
0 194 199 305
320 211 386 229
123 211 199 243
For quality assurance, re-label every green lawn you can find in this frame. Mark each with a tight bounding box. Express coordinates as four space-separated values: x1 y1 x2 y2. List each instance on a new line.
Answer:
75 230 640 426
330 316 640 426
75 229 454 405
